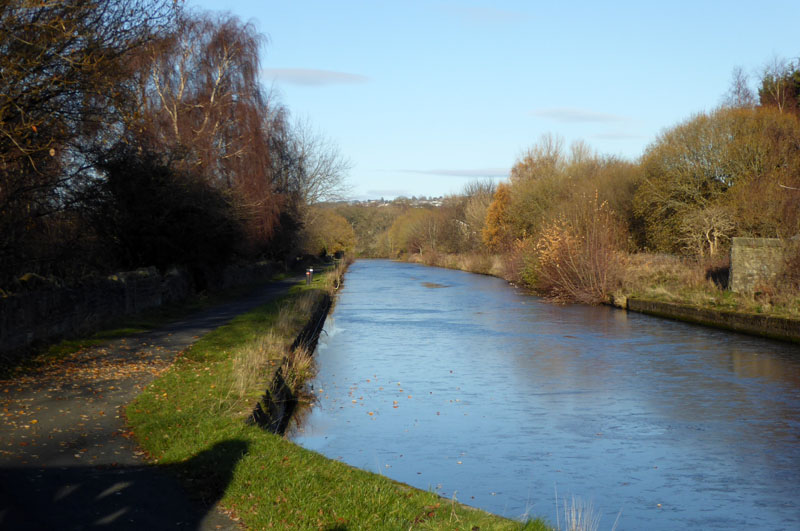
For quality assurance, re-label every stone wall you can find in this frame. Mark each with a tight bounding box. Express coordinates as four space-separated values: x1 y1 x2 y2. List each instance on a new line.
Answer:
626 298 800 344
729 237 786 293
0 268 173 355
0 262 276 356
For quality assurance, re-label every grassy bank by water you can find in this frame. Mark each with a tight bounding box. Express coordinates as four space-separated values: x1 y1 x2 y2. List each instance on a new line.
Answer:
618 253 800 320
126 266 549 530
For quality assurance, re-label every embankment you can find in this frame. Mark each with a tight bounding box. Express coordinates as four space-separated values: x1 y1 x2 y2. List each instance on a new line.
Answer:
615 297 800 344
249 292 333 434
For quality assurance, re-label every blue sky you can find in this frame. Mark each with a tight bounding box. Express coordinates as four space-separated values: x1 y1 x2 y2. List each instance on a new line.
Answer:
190 0 800 200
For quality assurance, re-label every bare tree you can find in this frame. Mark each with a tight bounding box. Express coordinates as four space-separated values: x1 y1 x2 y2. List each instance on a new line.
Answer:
758 56 799 114
510 133 565 183
289 118 352 206
723 66 756 108
678 205 735 257
460 179 496 250
568 139 595 166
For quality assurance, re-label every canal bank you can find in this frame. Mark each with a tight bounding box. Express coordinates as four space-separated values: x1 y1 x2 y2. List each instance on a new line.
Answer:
294 259 800 530
123 264 543 530
248 291 332 434
610 295 800 344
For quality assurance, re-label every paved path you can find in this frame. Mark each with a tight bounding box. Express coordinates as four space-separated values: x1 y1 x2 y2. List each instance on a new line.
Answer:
0 277 300 530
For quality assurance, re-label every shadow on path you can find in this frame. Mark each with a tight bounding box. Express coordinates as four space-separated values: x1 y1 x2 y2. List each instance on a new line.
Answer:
0 439 247 530
0 277 302 530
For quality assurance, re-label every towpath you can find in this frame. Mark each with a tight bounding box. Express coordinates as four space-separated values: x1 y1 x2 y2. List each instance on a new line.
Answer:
0 277 300 530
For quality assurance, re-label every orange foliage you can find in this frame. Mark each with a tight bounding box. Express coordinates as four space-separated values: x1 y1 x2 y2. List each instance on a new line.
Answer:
533 195 624 304
482 182 513 253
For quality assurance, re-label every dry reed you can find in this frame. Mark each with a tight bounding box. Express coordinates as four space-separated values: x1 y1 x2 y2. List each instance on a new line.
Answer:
231 331 284 397
533 195 624 304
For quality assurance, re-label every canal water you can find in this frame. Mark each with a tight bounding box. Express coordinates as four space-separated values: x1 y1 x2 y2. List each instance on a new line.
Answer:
290 260 800 530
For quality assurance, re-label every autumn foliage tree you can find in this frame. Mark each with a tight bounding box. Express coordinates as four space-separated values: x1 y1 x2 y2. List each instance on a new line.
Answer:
334 202 405 257
482 182 513 253
634 106 800 255
125 11 287 254
301 208 356 257
0 2 351 289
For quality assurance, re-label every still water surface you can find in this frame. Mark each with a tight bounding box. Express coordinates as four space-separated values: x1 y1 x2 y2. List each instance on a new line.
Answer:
291 260 800 530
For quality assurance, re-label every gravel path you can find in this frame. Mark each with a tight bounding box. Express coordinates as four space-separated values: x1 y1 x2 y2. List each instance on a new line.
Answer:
0 277 299 530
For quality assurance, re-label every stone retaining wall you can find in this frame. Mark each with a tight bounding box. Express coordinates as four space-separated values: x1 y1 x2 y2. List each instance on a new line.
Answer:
626 298 800 344
0 262 276 356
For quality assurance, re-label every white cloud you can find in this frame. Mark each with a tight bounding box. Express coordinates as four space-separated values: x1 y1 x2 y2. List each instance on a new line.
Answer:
531 107 629 123
262 68 368 86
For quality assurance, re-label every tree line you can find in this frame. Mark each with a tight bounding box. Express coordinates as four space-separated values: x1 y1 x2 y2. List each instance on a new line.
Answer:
0 0 348 290
331 57 800 302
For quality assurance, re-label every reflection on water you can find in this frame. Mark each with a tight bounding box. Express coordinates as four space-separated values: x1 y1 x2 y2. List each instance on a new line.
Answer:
291 260 800 530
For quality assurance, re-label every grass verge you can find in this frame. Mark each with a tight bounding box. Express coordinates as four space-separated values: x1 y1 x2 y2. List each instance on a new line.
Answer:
618 253 800 320
126 267 549 530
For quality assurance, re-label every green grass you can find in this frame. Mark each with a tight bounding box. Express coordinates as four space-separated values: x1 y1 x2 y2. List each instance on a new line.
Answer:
612 252 800 321
126 270 550 530
623 282 800 320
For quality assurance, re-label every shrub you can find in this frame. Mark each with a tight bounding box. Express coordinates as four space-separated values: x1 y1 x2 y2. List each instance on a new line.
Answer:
703 254 731 289
504 237 539 286
533 194 624 303
88 145 242 275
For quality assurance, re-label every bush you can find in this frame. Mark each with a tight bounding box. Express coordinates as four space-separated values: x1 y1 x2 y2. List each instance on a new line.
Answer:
88 145 242 275
504 237 539 287
532 194 624 303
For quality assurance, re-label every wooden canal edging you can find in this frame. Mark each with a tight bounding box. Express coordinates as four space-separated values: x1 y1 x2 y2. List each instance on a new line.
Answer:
248 293 333 434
